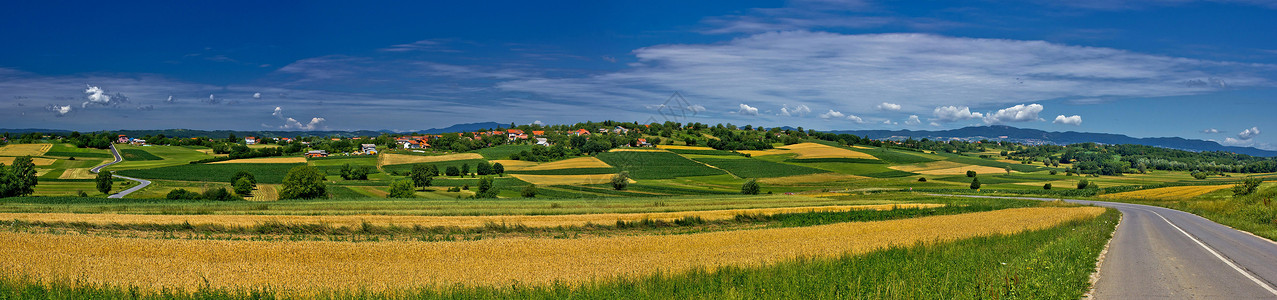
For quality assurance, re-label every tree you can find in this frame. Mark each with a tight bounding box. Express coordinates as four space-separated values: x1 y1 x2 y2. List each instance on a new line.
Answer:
203 187 237 201
280 166 327 199
1077 179 1090 190
352 166 371 180
1049 170 1058 175
521 184 537 198
95 170 113 195
492 162 505 176
231 171 257 187
388 179 416 198
409 164 434 190
233 177 253 197
611 171 630 190
475 176 498 198
1191 172 1209 180
339 163 353 180
166 189 201 200
461 163 470 176
9 156 37 196
917 177 927 182
966 170 977 178
1234 178 1263 196
1004 166 1012 175
1044 183 1052 190
446 166 460 176
741 178 760 195
476 161 492 175
970 177 981 190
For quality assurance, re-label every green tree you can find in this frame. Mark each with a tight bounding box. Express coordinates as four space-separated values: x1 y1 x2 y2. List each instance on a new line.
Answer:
970 177 981 190
446 166 460 176
9 156 37 196
1234 178 1263 196
203 187 237 201
230 170 256 187
1044 183 1052 190
1077 179 1090 190
521 184 537 198
409 164 434 190
741 178 760 195
493 162 505 176
476 161 492 175
95 170 113 195
461 163 470 176
475 176 498 198
233 177 253 197
339 163 353 180
966 170 977 178
611 171 630 190
1004 166 1012 175
280 166 327 199
388 179 416 198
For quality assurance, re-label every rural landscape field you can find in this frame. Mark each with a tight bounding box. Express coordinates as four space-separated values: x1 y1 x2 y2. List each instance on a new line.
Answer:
4 1 1277 299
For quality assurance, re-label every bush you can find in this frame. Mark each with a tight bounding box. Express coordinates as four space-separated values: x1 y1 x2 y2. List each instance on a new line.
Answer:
970 177 981 190
611 171 630 190
1077 179 1090 190
446 166 460 177
966 170 977 178
1049 170 1058 175
741 179 761 195
280 166 327 200
388 179 416 198
1234 178 1263 196
202 187 238 201
231 171 257 186
475 176 498 198
1044 183 1052 190
233 178 253 197
1192 172 1209 180
166 188 202 200
521 184 537 198
917 177 927 182
77 190 88 197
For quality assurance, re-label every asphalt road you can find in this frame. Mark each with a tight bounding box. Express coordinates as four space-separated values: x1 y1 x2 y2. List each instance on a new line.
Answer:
937 194 1277 299
89 144 151 199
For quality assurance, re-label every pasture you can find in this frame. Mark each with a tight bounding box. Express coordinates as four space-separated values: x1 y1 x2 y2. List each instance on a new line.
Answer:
115 163 303 184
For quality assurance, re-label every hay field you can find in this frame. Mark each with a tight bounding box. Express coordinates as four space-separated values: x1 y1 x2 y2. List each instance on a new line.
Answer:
487 159 538 171
210 157 307 164
909 165 1008 176
519 157 611 171
0 156 56 166
0 144 51 156
888 161 966 172
245 184 279 201
740 143 876 160
0 204 942 229
509 173 629 185
758 173 866 185
58 168 95 179
379 153 483 166
656 145 716 150
0 206 1101 293
1099 185 1232 201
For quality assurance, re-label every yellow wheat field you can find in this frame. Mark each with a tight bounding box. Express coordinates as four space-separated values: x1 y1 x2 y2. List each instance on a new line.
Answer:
0 144 51 156
1099 185 1231 201
0 206 1102 294
910 165 1009 176
210 157 307 164
518 157 612 171
508 173 632 185
758 173 866 185
487 159 538 171
656 145 715 150
888 161 966 172
379 153 483 166
245 185 280 201
740 143 877 160
608 148 667 152
0 156 56 166
0 204 942 229
58 168 96 179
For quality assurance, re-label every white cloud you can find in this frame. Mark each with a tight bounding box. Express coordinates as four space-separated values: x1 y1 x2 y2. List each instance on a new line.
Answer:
252 92 262 99
272 106 326 130
165 95 175 104
81 85 128 107
499 32 1267 123
780 104 812 116
984 104 1045 124
46 104 71 117
882 119 895 125
688 104 707 113
272 106 284 118
876 102 901 111
532 120 544 125
929 121 941 127
819 109 845 119
1053 115 1083 125
737 103 759 116
1238 127 1261 140
1201 128 1220 133
933 106 982 122
906 115 922 125
846 114 865 123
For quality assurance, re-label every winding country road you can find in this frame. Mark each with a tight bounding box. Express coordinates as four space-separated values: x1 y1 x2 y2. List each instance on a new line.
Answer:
89 144 151 199
938 194 1277 299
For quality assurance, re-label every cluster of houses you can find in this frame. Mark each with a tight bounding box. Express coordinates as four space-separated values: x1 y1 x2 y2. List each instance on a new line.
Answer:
116 135 147 145
392 126 654 150
243 136 295 145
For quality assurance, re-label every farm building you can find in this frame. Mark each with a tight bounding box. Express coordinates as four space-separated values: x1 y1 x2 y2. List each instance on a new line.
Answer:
306 150 328 158
245 137 258 145
117 135 129 143
536 138 550 146
361 144 378 154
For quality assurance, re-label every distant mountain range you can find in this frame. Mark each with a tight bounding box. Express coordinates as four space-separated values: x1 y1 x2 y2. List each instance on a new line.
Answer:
828 125 1277 157
0 122 508 139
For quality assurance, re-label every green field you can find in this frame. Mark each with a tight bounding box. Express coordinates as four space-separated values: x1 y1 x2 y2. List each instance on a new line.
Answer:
596 151 727 179
115 163 304 184
472 144 535 160
105 145 215 170
119 148 162 161
692 156 828 178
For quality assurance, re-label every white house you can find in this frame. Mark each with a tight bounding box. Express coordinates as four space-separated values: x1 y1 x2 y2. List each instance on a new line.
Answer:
361 144 378 154
536 138 550 146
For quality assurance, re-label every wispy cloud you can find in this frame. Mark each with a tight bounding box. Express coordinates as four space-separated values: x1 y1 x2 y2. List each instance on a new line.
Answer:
378 39 460 53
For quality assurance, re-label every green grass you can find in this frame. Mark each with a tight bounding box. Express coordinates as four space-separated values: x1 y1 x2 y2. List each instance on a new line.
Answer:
118 148 162 161
105 145 215 170
692 157 827 178
942 153 1048 173
506 168 619 175
595 151 726 179
665 148 742 156
308 156 380 176
115 163 304 184
785 157 883 164
42 144 113 158
382 159 490 175
472 144 535 160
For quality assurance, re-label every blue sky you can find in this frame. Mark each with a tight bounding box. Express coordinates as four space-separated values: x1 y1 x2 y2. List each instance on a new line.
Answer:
1 0 1274 149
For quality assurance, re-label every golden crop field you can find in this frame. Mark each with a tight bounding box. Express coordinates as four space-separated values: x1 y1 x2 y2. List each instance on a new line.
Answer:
245 184 279 201
518 157 612 171
758 172 866 185
209 157 307 164
509 173 633 185
0 204 942 229
379 153 483 166
0 144 51 156
487 159 538 171
911 165 1008 176
888 161 966 172
0 206 1102 293
656 145 716 150
58 168 95 179
0 156 56 166
1099 185 1231 201
607 148 668 152
741 143 877 160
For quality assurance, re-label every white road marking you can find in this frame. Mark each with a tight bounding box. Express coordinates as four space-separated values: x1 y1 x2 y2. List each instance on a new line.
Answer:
1151 210 1277 296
